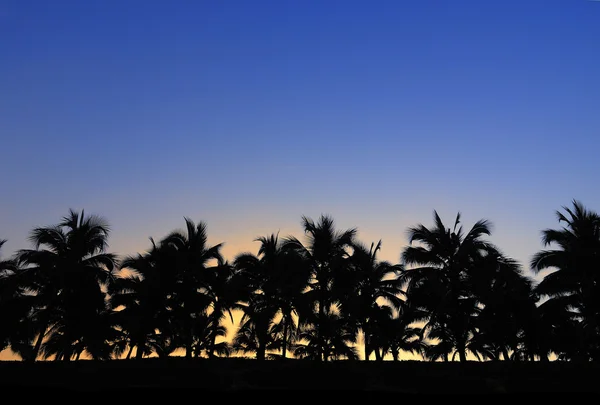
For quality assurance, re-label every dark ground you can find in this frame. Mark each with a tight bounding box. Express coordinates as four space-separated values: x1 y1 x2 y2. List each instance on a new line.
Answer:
1 358 598 398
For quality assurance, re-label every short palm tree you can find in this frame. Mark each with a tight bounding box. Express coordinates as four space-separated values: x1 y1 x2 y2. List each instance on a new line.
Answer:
234 233 310 359
470 252 534 361
110 238 175 359
342 240 404 361
293 306 359 361
0 240 35 357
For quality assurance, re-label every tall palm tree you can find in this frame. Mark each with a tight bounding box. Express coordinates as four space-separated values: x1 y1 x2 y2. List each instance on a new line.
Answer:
342 240 404 361
531 200 600 361
160 218 225 359
16 210 117 361
401 211 497 362
284 215 356 361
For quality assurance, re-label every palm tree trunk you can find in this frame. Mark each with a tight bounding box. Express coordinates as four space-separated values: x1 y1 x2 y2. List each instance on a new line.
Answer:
501 348 510 361
282 314 289 359
135 333 146 360
135 345 144 360
31 319 50 362
207 309 220 358
257 343 266 361
318 287 326 362
363 325 369 361
375 347 382 361
185 315 193 359
126 345 134 359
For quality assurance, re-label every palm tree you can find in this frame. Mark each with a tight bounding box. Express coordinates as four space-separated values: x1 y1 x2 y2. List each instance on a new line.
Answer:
190 312 230 358
342 240 404 361
283 215 356 361
531 200 600 361
293 306 359 361
232 296 278 360
0 240 35 357
201 261 235 358
0 239 16 351
379 312 426 361
402 211 497 362
159 218 225 359
110 238 175 359
16 210 117 361
470 251 534 361
233 233 310 360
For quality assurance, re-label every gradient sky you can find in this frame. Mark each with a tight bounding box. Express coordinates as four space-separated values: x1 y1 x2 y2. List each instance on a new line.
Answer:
1 0 599 296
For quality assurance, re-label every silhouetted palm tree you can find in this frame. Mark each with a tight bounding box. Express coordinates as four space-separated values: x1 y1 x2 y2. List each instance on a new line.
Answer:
110 238 175 359
342 240 404 360
190 312 230 358
0 240 35 357
232 297 278 359
160 218 224 359
16 210 117 361
233 233 310 359
378 312 426 361
531 200 600 361
293 306 359 361
284 215 356 361
402 211 497 362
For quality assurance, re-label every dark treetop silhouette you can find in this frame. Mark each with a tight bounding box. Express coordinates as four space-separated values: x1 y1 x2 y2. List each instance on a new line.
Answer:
0 200 599 364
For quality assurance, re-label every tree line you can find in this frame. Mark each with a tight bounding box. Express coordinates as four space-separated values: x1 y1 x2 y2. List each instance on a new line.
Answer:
0 199 598 362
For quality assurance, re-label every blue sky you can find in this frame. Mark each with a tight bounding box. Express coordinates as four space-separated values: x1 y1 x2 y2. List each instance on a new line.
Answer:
1 0 599 282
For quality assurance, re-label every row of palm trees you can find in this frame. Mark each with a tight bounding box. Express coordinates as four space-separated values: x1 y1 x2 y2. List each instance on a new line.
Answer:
0 200 598 362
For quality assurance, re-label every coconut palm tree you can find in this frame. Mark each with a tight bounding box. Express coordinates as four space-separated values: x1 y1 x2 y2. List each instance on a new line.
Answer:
401 211 498 362
470 251 534 361
198 261 236 358
293 306 359 361
16 210 117 361
379 312 427 361
190 311 230 358
531 200 600 361
233 233 310 359
159 218 224 359
283 215 356 361
342 240 404 361
110 238 175 359
0 240 35 357
232 295 279 360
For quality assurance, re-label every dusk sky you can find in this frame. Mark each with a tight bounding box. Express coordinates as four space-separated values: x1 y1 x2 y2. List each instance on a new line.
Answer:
1 0 599 288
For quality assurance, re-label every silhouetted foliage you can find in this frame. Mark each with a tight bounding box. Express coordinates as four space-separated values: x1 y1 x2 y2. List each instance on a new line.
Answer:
1 202 599 364
15 210 117 361
531 200 600 361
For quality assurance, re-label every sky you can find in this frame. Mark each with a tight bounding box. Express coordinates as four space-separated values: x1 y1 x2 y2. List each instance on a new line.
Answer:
1 0 600 358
